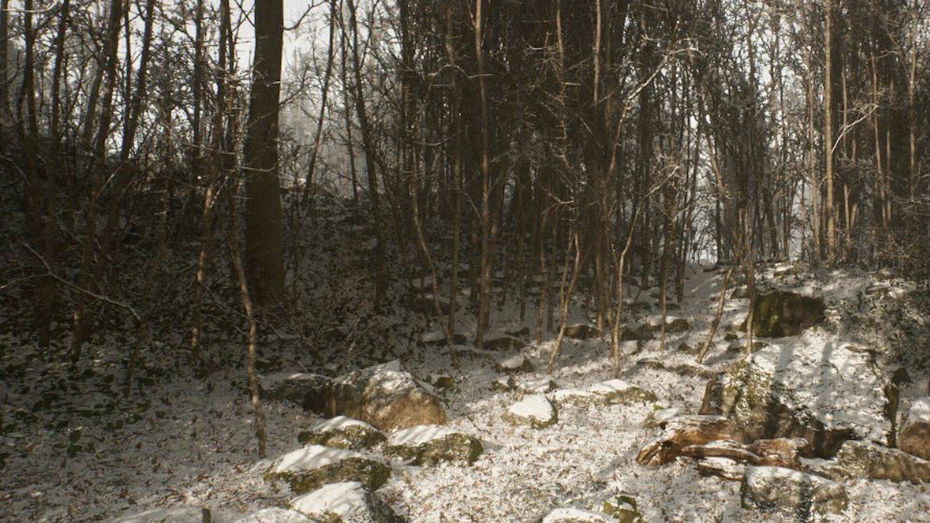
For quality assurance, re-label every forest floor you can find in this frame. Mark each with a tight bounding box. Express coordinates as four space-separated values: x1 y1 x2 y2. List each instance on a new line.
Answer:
2 204 930 522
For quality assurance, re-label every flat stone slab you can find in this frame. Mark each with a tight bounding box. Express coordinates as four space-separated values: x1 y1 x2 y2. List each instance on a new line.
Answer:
504 394 557 428
298 416 386 450
266 445 390 494
385 425 483 465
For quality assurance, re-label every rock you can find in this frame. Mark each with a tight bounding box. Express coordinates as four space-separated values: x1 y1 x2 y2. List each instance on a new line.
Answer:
427 374 455 390
113 508 233 522
619 325 655 341
748 438 814 468
290 482 401 522
265 445 390 494
517 378 559 394
505 326 531 337
644 316 690 333
700 341 892 457
495 353 533 373
385 425 483 465
261 372 331 409
233 507 311 522
627 301 652 314
747 290 825 338
677 342 699 355
833 439 930 483
491 376 516 392
504 394 558 428
586 379 657 405
636 358 715 378
636 415 737 466
643 407 683 429
563 324 602 340
602 495 643 522
298 416 386 450
420 331 466 346
317 361 447 431
680 439 762 464
483 335 527 351
723 331 739 341
740 466 848 518
541 508 615 522
696 457 746 481
900 397 930 460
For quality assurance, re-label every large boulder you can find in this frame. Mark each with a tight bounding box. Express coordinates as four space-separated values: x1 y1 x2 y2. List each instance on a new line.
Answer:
290 482 401 522
740 466 848 518
265 445 390 494
504 394 558 429
298 416 386 450
700 339 893 457
384 425 483 465
315 361 447 431
832 439 930 483
899 397 930 460
747 290 825 338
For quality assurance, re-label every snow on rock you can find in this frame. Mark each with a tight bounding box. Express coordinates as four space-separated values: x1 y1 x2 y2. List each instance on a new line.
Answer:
900 397 930 460
695 456 747 481
260 372 331 409
319 360 447 430
289 482 399 523
741 465 848 517
701 333 893 456
385 424 483 465
517 378 559 394
298 416 386 450
541 507 615 522
504 394 558 428
495 353 533 373
265 444 390 494
832 439 930 483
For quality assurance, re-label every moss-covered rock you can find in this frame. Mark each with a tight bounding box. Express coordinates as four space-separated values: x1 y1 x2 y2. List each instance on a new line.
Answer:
385 425 483 465
603 495 643 523
746 290 825 338
299 416 386 450
265 445 391 494
833 439 930 483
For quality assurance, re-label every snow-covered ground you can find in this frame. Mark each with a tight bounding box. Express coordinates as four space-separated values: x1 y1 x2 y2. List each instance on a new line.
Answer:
3 251 930 521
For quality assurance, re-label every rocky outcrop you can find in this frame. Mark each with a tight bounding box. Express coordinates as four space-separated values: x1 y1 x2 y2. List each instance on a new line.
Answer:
700 340 892 457
636 415 737 466
741 466 847 519
298 416 386 450
899 397 930 461
832 440 930 483
384 425 483 466
265 445 390 494
290 482 401 522
314 361 447 431
747 290 825 338
504 394 558 428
